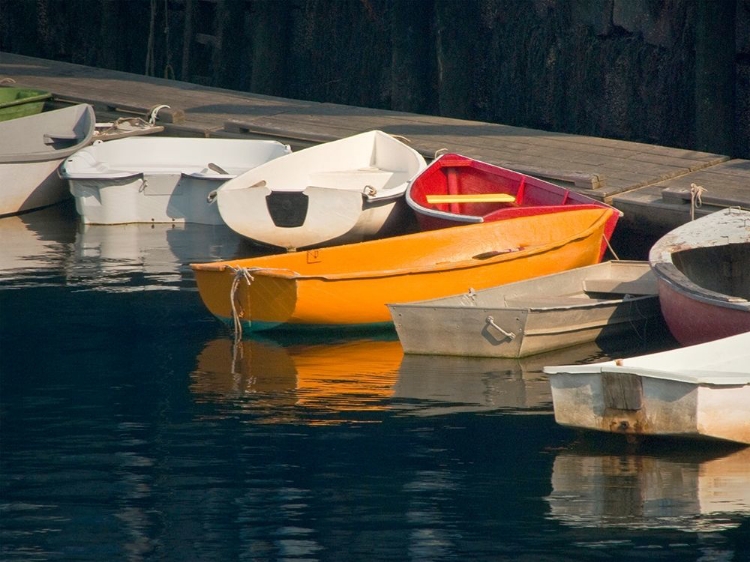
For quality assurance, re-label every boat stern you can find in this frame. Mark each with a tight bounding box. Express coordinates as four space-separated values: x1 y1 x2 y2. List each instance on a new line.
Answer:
191 262 300 331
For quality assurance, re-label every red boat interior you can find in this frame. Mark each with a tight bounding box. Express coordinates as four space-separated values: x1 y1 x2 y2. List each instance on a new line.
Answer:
413 154 595 218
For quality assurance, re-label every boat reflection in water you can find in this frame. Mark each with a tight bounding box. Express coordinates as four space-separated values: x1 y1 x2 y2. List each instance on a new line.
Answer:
393 336 668 416
394 352 554 415
190 336 651 423
70 221 248 292
0 200 254 291
546 444 750 532
0 202 77 284
190 337 403 424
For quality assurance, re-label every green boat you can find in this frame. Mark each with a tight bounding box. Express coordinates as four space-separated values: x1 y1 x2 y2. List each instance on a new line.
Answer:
0 86 52 121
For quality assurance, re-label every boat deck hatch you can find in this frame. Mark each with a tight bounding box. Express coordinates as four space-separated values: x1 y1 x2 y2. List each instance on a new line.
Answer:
266 191 309 228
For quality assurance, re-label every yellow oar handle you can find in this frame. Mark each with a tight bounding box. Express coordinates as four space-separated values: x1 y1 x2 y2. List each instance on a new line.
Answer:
425 193 516 204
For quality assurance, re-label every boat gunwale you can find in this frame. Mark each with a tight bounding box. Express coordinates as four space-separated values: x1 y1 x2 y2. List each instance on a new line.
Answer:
545 330 750 385
0 104 96 164
648 208 750 264
547 364 750 386
0 88 51 109
191 207 616 281
61 137 292 181
387 260 656 310
389 293 657 314
604 366 750 385
62 169 238 181
651 262 750 310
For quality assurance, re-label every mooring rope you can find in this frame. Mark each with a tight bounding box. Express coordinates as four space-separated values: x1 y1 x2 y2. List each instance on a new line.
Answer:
625 297 652 342
231 332 244 375
603 234 620 261
690 183 706 221
227 266 255 346
162 0 175 79
389 134 412 144
144 0 174 79
145 0 157 76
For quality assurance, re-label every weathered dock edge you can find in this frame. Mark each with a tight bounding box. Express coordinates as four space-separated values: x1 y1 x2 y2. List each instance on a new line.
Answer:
2 51 748 236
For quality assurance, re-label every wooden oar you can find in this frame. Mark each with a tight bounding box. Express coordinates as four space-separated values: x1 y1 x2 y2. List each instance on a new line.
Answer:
426 193 516 204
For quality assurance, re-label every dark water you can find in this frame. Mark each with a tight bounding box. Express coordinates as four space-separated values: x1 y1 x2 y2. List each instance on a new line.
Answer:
2 202 750 562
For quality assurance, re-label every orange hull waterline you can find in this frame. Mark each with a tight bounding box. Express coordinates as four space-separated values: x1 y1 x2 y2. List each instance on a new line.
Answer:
191 206 618 331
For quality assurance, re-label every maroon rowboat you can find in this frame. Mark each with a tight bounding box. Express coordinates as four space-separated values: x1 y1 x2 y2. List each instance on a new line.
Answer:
648 207 750 346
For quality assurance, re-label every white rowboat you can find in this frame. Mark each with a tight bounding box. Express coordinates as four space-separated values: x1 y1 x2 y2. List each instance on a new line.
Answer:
0 104 95 216
215 130 427 250
62 137 291 224
544 331 750 445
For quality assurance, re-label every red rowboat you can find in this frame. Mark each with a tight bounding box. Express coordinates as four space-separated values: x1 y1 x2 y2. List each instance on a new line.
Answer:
405 153 621 260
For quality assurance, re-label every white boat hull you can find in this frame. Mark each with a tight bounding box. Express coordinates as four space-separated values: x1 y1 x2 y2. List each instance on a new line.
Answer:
216 130 426 250
549 372 750 444
0 104 95 216
545 331 750 445
69 174 229 225
62 137 291 225
0 158 69 215
220 184 414 249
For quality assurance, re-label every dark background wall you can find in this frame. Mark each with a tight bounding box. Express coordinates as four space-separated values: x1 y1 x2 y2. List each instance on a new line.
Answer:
1 0 747 158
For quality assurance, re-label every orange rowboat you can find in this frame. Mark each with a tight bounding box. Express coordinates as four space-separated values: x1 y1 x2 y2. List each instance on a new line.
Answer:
191 206 618 332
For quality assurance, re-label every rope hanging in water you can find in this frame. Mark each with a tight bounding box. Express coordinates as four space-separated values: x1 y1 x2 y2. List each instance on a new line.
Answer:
690 183 706 221
228 266 255 345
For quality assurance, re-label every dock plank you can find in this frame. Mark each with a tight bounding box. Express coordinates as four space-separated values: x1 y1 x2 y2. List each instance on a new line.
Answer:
650 160 750 208
612 162 750 235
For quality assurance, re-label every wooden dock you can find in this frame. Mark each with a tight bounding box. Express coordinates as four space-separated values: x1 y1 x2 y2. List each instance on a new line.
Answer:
3 51 749 236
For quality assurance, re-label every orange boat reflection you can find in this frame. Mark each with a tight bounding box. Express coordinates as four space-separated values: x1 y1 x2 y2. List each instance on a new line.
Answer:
191 337 403 423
